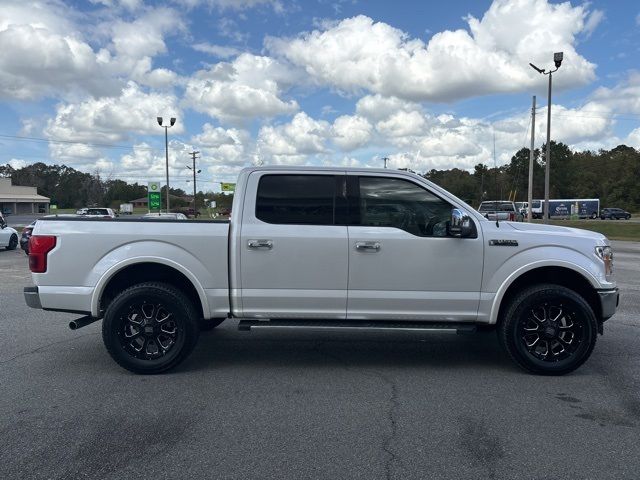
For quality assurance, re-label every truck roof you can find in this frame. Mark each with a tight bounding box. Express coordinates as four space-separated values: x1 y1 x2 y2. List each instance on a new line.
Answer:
239 165 425 179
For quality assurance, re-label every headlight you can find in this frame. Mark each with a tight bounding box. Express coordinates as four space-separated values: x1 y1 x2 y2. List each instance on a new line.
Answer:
595 246 614 279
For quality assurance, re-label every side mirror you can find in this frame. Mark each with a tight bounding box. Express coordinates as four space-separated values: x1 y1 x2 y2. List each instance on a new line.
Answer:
449 208 474 238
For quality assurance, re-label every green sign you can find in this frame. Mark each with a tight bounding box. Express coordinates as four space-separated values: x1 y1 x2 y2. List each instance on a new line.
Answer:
148 182 161 211
220 182 236 192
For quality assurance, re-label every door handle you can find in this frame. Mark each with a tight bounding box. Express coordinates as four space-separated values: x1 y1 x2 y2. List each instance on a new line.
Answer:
355 241 381 252
247 239 273 249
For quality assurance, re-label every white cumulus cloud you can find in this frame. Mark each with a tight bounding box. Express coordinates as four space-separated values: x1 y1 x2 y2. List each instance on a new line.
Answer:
184 53 299 123
266 0 598 102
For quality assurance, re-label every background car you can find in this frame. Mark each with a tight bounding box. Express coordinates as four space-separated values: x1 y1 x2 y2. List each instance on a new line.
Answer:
80 208 117 218
0 213 19 251
20 220 36 254
600 207 631 220
477 201 522 221
142 212 188 220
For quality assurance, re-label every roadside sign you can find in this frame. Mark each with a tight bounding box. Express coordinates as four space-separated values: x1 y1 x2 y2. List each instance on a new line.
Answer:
50 205 57 210
220 182 235 192
210 201 216 208
148 182 161 211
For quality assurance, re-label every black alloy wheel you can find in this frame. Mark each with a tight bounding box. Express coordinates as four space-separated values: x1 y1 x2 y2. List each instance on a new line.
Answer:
102 282 200 374
498 284 597 375
6 234 18 250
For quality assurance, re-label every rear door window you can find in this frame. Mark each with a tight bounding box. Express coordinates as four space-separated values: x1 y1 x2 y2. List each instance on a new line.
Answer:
256 174 340 225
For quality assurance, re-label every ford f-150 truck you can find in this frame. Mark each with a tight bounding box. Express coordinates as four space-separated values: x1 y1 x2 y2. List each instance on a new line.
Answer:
24 167 619 375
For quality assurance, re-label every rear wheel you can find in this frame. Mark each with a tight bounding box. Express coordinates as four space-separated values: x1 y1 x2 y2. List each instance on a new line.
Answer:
102 282 200 374
6 234 18 250
498 284 597 375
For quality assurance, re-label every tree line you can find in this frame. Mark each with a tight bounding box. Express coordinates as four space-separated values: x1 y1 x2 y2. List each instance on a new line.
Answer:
423 142 640 211
1 142 638 211
0 162 233 211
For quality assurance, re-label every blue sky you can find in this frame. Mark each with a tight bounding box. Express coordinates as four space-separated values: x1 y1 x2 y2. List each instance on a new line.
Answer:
0 0 639 192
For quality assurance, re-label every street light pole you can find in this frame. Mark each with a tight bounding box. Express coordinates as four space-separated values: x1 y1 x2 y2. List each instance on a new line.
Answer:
529 52 562 224
544 72 552 224
157 117 176 212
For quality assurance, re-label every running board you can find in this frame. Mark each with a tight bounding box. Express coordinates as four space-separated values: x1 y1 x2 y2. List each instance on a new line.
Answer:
237 319 477 334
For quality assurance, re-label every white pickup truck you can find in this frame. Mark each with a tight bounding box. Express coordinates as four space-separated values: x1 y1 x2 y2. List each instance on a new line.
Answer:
24 167 618 375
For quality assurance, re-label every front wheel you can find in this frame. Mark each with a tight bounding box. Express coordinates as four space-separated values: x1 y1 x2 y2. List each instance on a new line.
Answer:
6 233 18 250
498 284 597 375
102 282 200 374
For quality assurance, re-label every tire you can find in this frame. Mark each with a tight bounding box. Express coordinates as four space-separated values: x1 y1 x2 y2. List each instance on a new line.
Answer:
6 234 18 250
199 318 225 331
102 282 200 374
590 213 597 219
498 284 597 375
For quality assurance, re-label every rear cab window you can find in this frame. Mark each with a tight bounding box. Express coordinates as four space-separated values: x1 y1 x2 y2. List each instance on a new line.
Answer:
255 174 343 225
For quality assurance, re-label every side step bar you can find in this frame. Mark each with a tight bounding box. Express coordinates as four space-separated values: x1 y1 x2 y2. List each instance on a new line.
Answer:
238 319 477 334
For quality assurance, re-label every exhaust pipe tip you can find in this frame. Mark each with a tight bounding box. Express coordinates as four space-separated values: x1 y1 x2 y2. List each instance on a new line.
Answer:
68 315 98 330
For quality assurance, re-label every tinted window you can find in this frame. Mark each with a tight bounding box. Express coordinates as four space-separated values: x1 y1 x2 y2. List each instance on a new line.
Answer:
86 208 108 215
256 175 336 225
355 177 452 237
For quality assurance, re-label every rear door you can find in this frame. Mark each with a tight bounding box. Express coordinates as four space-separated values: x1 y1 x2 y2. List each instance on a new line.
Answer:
238 172 349 319
346 173 484 321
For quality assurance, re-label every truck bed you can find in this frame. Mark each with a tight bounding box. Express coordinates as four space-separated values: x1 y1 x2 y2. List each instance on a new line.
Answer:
31 217 230 317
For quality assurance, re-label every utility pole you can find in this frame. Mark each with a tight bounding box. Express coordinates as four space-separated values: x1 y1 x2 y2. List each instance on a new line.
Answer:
527 95 536 222
187 151 200 213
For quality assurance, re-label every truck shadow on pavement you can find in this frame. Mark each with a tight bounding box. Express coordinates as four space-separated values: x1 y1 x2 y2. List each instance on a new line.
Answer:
181 324 513 374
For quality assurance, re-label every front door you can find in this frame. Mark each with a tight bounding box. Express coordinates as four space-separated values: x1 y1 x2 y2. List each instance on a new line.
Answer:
347 174 484 322
239 172 349 319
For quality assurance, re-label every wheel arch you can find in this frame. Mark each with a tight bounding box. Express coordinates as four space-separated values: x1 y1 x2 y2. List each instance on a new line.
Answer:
91 258 209 319
492 264 601 325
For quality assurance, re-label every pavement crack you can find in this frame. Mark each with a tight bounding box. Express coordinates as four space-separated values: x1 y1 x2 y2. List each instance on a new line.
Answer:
0 332 99 365
311 341 403 480
373 369 401 480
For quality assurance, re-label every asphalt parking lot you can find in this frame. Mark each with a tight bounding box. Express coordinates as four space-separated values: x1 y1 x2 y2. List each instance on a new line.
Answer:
1 242 639 480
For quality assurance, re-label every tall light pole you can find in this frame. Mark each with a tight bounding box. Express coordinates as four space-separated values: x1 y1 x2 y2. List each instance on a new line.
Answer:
529 52 562 224
157 116 176 212
186 151 201 215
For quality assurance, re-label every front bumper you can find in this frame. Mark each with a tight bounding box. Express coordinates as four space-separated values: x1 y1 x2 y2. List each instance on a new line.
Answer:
598 288 619 321
24 286 42 309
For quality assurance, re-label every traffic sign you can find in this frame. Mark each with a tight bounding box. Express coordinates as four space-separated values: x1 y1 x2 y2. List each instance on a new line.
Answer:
148 182 161 211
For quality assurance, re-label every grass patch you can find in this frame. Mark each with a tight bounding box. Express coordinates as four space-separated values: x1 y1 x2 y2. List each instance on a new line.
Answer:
535 219 640 242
